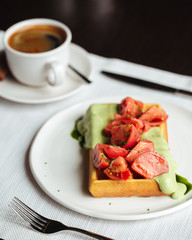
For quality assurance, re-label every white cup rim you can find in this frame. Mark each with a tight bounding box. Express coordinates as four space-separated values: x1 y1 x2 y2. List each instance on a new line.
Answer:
3 18 72 58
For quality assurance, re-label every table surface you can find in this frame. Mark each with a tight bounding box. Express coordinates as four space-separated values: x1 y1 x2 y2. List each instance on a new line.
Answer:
1 2 192 240
1 0 192 75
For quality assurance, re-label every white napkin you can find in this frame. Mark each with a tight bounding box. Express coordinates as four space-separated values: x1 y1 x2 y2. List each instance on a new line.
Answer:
1 52 192 240
103 58 192 93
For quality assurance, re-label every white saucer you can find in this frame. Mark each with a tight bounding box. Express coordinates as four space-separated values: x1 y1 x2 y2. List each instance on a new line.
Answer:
0 43 92 104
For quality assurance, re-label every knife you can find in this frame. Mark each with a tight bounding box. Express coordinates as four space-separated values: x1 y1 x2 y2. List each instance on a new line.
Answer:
101 70 192 96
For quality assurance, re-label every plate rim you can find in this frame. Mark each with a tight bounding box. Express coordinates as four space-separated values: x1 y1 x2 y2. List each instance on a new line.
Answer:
29 95 192 220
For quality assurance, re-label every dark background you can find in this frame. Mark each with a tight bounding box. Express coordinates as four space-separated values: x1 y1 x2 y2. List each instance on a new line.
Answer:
1 0 192 75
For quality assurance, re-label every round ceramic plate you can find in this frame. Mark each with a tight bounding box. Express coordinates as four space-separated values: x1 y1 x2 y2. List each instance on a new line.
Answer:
29 96 192 220
0 43 92 104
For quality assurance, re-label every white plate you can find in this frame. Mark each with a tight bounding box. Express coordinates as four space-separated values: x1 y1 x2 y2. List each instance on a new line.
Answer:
0 43 92 104
29 96 192 220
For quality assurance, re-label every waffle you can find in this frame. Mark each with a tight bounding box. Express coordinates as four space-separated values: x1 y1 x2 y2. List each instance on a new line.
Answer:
88 104 169 198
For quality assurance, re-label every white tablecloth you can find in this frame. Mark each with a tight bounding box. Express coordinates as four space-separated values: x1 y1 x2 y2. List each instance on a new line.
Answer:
1 50 192 240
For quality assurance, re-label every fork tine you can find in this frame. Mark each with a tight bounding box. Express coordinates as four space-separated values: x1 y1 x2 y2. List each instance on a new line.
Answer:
10 197 49 232
11 199 45 226
9 202 42 231
13 197 47 222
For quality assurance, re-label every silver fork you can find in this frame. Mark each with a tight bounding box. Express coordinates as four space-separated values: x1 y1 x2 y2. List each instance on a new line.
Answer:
9 197 114 240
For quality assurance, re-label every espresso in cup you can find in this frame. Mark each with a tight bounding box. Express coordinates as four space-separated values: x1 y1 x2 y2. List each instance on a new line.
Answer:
8 25 67 53
4 19 72 87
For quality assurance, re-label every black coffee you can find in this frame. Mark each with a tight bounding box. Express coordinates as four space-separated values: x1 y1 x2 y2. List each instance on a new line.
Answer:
8 25 66 53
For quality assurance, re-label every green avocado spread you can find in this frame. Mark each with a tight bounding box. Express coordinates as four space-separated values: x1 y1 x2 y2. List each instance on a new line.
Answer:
72 103 192 199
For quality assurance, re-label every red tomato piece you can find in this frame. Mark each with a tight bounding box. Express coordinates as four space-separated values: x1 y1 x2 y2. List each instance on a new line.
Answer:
105 119 128 136
105 118 143 135
111 124 141 149
139 106 168 126
142 121 151 132
105 115 132 136
102 144 129 159
131 151 169 179
92 144 110 168
114 113 123 120
119 97 144 117
127 118 144 132
111 124 131 147
122 125 141 149
125 140 155 164
114 114 144 130
105 121 114 135
104 156 132 180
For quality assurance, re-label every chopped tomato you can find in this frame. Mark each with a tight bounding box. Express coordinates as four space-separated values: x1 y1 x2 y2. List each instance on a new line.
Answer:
105 117 143 135
128 118 144 131
125 140 155 164
104 156 132 180
105 121 114 135
131 151 169 179
102 144 129 159
111 124 131 146
114 114 144 130
119 97 144 117
105 119 125 135
114 113 123 120
122 125 141 149
92 144 110 168
111 124 141 149
105 117 132 136
139 106 168 126
142 121 151 132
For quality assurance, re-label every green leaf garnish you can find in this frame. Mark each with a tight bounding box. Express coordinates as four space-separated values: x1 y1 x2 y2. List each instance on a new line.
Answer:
71 117 85 148
176 174 192 194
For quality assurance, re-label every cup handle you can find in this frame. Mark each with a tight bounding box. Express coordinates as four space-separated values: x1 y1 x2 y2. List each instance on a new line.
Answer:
45 61 65 86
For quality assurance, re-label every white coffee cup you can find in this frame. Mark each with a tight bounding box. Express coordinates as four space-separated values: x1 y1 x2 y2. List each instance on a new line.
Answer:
3 18 72 87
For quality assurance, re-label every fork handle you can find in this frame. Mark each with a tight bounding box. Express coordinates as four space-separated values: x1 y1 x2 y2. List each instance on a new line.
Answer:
67 226 114 240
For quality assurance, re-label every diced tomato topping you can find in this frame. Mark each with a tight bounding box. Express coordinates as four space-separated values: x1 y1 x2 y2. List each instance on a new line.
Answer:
114 114 144 130
122 125 141 149
125 140 155 164
111 124 131 146
142 121 151 132
96 97 170 181
139 106 168 126
131 151 169 179
105 119 126 136
105 121 114 135
119 97 144 117
92 144 110 168
105 117 144 135
104 156 132 180
114 113 123 120
102 144 129 159
111 124 141 149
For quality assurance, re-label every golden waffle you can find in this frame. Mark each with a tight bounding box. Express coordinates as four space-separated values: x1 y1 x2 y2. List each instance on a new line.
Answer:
88 104 168 198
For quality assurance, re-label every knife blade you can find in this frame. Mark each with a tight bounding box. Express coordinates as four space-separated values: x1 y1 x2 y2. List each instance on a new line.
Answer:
101 70 192 96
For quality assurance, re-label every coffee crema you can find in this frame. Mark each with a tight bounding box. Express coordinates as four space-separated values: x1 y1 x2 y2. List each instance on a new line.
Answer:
8 25 67 53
